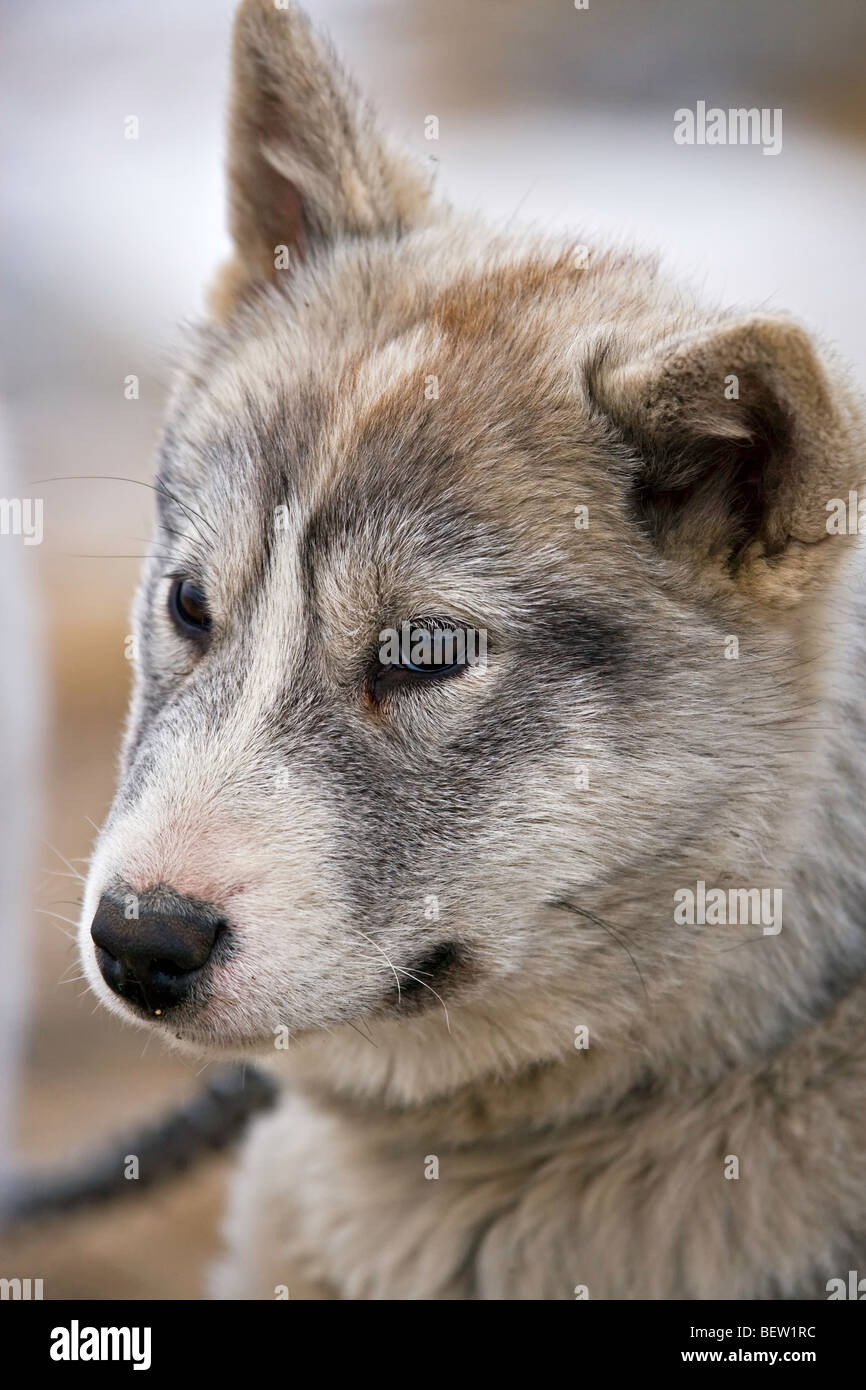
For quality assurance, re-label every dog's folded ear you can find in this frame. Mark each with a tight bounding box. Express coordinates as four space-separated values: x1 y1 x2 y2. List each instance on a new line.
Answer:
589 315 866 604
210 0 434 315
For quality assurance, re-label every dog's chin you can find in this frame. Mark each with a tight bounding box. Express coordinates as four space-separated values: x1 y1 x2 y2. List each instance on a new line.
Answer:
78 958 254 1055
161 1017 285 1059
89 980 275 1051
80 937 467 1057
80 966 362 1057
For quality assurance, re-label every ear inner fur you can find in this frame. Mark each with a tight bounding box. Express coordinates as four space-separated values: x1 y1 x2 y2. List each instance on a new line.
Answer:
212 0 434 316
587 315 866 603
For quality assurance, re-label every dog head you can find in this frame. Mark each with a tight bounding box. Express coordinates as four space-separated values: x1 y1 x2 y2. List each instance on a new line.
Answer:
79 0 865 1099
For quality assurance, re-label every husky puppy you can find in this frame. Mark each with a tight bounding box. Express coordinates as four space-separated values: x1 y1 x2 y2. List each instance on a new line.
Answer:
78 0 866 1299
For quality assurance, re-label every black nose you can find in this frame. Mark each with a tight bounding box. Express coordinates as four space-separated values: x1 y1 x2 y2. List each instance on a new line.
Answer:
90 891 223 1014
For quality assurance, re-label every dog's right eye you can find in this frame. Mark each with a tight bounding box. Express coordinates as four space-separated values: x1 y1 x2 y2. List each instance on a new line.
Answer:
169 579 211 637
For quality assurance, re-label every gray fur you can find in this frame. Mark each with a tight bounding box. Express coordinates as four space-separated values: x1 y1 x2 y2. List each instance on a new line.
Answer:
79 1 866 1299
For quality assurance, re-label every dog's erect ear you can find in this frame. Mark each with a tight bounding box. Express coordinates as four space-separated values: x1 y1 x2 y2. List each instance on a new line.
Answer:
590 315 865 604
210 0 434 315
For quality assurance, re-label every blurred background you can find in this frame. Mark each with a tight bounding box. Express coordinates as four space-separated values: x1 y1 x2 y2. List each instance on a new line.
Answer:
1 0 865 1298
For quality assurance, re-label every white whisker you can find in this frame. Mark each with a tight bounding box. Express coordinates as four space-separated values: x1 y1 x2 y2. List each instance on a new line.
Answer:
35 908 78 938
41 839 86 883
355 929 403 1004
393 965 451 1033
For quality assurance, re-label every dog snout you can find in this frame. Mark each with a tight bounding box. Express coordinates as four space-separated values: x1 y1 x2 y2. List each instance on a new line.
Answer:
90 890 224 1014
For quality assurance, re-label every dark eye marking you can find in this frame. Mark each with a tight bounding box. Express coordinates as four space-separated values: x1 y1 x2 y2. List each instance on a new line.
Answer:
168 578 211 638
370 619 484 702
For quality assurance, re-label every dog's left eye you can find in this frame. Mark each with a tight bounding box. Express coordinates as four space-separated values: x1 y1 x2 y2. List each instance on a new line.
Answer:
169 579 211 637
371 621 479 701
